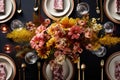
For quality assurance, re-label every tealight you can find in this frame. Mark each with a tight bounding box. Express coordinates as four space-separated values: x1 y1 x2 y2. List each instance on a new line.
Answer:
4 44 12 53
0 24 8 33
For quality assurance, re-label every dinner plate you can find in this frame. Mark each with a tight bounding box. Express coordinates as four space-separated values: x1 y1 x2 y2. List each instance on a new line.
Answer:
42 58 74 80
45 0 70 17
104 0 120 24
0 53 16 80
0 62 12 80
42 0 74 21
0 0 16 23
105 51 120 80
0 0 12 20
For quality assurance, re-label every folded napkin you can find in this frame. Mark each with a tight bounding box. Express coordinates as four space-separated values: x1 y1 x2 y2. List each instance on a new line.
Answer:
0 63 6 80
115 61 120 80
116 0 120 14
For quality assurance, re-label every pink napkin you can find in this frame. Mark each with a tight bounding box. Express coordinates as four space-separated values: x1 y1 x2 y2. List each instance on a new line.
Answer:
54 0 64 10
0 64 6 80
115 61 120 80
116 0 120 14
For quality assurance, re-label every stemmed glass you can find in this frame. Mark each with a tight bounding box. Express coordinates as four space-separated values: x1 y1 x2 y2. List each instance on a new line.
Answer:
103 21 114 33
91 46 106 57
76 2 90 17
25 51 38 64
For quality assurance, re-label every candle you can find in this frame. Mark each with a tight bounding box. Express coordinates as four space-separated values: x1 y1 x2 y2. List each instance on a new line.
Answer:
4 44 12 53
1 24 8 33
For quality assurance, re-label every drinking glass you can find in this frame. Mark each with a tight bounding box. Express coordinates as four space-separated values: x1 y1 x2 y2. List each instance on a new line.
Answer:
103 21 114 33
25 51 38 64
76 2 89 17
10 19 24 30
91 46 106 57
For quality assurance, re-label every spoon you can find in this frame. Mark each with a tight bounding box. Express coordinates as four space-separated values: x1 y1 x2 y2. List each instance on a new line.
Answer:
21 63 26 80
81 64 86 80
33 0 39 12
37 62 41 80
100 59 104 80
17 0 22 14
96 0 100 14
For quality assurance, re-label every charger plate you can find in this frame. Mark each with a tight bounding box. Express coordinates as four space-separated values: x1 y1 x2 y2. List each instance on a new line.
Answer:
42 0 74 21
42 58 74 80
105 51 120 80
0 0 16 23
0 53 16 80
104 0 120 24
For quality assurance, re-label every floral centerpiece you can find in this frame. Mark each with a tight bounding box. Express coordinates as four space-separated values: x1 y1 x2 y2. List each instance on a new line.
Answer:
6 15 120 79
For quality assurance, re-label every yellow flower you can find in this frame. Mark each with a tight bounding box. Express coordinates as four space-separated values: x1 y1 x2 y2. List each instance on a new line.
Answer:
46 37 56 48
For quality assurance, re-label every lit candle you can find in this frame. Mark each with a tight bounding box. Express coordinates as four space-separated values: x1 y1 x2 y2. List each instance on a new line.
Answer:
4 44 12 53
1 24 8 33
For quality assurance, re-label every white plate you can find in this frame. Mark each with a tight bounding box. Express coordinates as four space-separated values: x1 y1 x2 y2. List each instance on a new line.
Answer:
0 53 16 80
0 0 12 20
104 0 120 24
42 58 74 80
0 62 12 80
45 0 70 17
0 0 16 23
105 51 120 80
42 0 74 21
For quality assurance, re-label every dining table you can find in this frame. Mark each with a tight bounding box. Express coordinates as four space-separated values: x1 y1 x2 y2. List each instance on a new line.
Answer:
0 0 120 80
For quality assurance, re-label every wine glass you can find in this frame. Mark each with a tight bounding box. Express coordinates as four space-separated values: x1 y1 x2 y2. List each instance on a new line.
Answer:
10 19 24 30
91 46 106 57
76 2 90 17
103 21 114 33
25 51 38 64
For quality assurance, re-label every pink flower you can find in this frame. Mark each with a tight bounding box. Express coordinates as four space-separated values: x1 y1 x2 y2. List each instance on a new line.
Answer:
73 42 83 54
78 20 86 26
68 25 83 39
84 28 92 38
35 25 46 34
85 44 93 50
30 33 45 50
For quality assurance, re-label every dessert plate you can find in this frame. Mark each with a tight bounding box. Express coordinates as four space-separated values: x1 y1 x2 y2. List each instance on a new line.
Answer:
45 0 70 17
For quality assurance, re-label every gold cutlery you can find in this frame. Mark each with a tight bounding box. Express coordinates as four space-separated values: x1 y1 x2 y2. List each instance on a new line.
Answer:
96 0 100 14
21 63 26 80
33 0 39 12
77 57 80 80
37 62 41 80
81 64 86 80
17 0 22 14
100 0 103 22
100 59 104 80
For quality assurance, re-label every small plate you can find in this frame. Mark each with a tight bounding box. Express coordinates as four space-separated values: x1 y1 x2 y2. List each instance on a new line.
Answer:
42 0 74 21
45 0 70 17
0 0 16 23
104 0 120 24
42 58 74 80
0 53 16 80
105 51 120 80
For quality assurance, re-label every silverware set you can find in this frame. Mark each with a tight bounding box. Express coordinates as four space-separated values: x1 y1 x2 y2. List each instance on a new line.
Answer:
77 59 104 80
